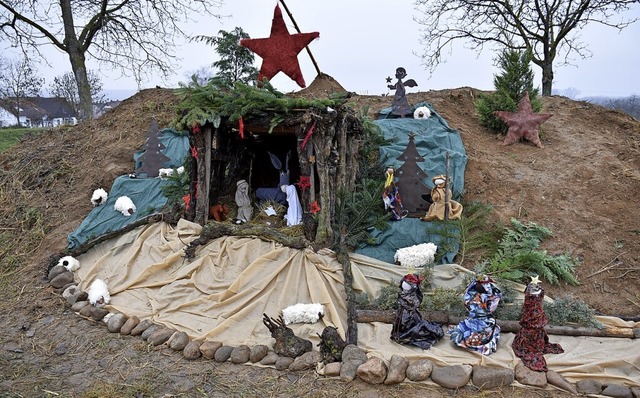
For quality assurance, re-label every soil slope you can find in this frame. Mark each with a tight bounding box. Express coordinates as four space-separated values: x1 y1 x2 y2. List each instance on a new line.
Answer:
0 82 638 397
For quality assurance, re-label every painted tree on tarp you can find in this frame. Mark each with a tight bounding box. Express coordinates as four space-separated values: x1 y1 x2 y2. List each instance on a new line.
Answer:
136 121 170 178
395 134 431 214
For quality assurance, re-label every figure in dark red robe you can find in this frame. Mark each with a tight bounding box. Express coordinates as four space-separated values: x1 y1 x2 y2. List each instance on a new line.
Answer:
512 276 564 371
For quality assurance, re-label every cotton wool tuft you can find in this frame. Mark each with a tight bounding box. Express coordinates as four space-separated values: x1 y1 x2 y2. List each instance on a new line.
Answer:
282 303 325 325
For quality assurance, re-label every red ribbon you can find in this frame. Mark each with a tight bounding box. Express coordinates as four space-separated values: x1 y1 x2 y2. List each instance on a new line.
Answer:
238 116 245 139
300 121 316 149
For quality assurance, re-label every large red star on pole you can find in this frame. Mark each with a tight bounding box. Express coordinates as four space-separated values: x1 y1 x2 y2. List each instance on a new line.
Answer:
240 5 319 88
494 92 552 148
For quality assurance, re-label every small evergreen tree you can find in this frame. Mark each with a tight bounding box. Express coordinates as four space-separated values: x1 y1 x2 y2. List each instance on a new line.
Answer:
475 49 542 133
194 27 259 86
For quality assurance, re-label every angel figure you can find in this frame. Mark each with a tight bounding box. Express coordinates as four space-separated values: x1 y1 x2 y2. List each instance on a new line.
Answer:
387 67 418 117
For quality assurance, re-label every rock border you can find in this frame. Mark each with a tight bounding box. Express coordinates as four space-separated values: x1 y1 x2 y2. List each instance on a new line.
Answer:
53 276 639 397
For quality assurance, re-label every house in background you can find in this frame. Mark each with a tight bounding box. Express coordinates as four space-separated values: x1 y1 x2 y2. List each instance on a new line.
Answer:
0 97 77 128
93 100 121 118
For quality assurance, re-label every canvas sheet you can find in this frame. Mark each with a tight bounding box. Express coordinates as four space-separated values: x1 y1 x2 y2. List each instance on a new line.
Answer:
74 220 640 388
67 128 189 249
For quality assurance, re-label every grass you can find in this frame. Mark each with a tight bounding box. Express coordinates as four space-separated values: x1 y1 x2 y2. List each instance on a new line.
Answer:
0 127 47 153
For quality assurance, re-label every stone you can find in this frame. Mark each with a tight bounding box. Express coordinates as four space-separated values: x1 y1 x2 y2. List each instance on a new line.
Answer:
168 332 190 351
356 356 388 385
62 285 79 299
78 304 93 317
260 352 279 366
230 345 251 364
546 370 577 394
67 291 88 306
275 356 294 371
602 384 633 398
106 313 127 333
214 346 234 362
48 265 66 281
250 345 269 363
183 341 202 360
340 344 369 381
130 319 153 336
141 324 163 341
431 365 473 389
384 355 408 385
71 301 90 312
120 316 140 335
50 271 74 289
200 341 223 359
406 359 434 382
148 329 175 346
577 379 603 395
324 362 341 377
87 306 109 321
289 350 323 371
472 365 514 390
54 343 67 355
514 362 547 388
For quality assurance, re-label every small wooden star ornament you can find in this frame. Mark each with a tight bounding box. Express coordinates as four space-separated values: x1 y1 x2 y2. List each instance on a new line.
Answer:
530 275 541 285
240 5 319 88
494 92 551 148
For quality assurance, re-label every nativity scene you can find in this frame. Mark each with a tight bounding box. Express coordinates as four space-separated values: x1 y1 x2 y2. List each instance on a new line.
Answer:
44 2 640 395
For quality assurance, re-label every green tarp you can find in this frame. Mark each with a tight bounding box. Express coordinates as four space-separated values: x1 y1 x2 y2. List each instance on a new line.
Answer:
356 102 467 264
67 129 189 249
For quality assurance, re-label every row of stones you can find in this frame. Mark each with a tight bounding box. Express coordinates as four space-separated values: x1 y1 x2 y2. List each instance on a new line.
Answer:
50 266 638 398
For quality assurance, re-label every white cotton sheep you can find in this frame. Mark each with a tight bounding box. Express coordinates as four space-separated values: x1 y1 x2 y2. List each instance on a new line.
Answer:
394 242 438 268
87 279 111 307
57 255 80 272
91 188 108 207
282 303 325 325
413 106 431 119
114 196 136 216
158 166 185 179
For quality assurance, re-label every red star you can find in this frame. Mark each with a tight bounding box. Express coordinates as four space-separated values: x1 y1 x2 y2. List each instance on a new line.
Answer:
494 92 552 148
240 5 319 88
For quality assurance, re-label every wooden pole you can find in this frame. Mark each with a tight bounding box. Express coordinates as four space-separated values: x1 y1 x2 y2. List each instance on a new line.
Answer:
444 151 450 221
355 309 638 339
278 0 322 76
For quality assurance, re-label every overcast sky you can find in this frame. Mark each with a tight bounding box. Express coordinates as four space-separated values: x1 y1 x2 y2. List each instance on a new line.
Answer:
5 1 640 99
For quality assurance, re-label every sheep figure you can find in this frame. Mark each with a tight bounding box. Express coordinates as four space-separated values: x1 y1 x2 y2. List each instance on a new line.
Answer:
158 166 185 179
57 255 80 272
91 188 108 207
282 303 325 325
413 106 431 119
87 279 111 307
114 196 136 216
394 242 438 268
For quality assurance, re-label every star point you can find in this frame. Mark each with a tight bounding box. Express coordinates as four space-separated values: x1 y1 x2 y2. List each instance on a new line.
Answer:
240 5 319 88
494 92 551 148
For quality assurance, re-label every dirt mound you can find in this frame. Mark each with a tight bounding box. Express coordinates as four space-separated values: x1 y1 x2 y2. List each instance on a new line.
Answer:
290 72 348 98
0 86 638 397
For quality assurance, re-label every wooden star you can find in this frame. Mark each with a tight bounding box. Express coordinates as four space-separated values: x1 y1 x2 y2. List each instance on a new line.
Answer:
494 92 551 148
530 275 541 285
240 5 319 88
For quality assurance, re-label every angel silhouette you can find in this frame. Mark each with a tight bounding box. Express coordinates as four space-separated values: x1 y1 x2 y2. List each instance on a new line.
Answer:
387 67 418 117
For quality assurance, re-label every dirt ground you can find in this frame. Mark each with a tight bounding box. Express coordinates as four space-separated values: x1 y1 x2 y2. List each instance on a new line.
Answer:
0 75 638 397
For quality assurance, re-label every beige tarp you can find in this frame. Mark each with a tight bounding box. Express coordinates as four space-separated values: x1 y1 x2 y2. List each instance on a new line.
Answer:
75 219 640 387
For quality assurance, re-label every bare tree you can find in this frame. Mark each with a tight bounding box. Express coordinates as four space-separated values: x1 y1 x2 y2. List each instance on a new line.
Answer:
0 56 44 126
0 0 223 121
414 0 639 96
606 95 640 119
49 71 105 118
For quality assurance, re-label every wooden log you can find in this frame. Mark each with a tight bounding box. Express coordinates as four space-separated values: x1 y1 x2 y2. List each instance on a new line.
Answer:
183 222 309 259
337 245 358 345
355 309 637 339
